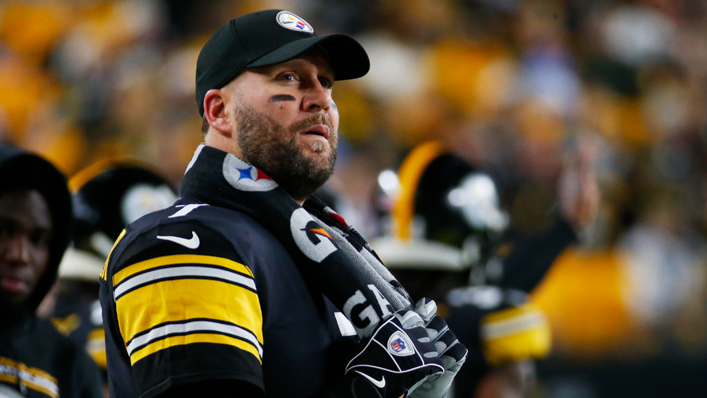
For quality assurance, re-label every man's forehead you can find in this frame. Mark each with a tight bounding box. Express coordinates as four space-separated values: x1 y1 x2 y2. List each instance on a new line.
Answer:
0 189 52 229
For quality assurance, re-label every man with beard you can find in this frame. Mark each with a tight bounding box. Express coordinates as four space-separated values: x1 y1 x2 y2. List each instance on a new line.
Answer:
99 9 465 398
0 145 103 398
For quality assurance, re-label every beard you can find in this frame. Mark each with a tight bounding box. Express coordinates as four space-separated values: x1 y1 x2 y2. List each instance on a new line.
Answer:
235 103 338 202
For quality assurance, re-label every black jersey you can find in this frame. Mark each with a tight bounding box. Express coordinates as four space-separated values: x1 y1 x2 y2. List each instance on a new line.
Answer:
99 200 358 398
0 317 103 398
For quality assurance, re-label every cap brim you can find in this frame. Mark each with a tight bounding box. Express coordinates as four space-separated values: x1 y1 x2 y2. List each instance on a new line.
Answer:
246 34 370 80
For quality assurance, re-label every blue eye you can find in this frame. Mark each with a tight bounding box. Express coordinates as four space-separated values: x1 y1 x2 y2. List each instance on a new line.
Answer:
279 73 297 82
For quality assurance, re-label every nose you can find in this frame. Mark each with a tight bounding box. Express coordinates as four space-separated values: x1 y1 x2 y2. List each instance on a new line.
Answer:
301 79 332 112
3 235 31 265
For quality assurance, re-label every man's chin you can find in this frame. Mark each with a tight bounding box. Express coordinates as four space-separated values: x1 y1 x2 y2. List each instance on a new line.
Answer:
303 152 333 169
298 140 331 155
295 143 334 165
0 290 26 306
0 292 31 320
275 154 336 202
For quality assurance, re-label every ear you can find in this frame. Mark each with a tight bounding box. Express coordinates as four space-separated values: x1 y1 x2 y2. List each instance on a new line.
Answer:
203 89 233 137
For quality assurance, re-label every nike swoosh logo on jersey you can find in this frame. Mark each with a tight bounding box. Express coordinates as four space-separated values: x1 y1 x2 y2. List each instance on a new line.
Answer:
156 231 200 249
355 370 386 389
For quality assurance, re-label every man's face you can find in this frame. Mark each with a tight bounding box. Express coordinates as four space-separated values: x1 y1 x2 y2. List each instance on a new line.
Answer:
226 50 339 201
0 189 52 305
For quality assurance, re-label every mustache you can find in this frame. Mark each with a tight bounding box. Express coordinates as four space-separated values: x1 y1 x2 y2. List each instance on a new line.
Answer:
289 113 334 134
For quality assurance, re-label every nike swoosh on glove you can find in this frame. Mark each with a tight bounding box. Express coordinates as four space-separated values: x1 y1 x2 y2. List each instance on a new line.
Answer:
408 299 468 398
343 310 445 398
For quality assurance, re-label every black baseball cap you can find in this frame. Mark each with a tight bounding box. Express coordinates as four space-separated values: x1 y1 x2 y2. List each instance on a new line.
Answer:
196 9 370 116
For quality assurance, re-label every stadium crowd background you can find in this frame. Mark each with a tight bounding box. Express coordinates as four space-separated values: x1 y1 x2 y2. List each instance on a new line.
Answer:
2 0 707 396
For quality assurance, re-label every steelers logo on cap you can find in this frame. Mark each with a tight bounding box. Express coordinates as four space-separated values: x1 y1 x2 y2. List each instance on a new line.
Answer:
276 11 314 33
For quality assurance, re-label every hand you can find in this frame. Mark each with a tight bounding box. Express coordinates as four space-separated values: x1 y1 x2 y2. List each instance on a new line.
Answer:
558 136 600 229
407 299 468 398
344 309 445 398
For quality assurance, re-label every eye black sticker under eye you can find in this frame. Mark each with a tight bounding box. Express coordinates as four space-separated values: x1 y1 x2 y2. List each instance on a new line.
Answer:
269 95 296 102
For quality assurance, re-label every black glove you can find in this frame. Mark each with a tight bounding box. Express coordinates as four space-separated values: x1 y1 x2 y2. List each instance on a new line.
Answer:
342 310 445 398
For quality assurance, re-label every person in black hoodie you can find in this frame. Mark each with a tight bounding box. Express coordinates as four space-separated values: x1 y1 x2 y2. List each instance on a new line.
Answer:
0 145 103 398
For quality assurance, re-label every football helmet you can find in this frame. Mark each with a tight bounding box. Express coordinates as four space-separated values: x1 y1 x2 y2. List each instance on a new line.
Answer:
58 161 178 280
371 141 508 283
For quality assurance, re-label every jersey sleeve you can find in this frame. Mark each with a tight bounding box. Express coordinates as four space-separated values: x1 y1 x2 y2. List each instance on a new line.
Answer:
102 214 264 397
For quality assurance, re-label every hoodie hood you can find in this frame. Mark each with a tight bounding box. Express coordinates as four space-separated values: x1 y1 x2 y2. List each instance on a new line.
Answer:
0 145 72 313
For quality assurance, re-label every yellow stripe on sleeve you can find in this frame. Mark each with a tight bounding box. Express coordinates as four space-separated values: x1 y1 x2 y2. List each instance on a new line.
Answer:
113 254 253 287
101 229 126 281
130 332 262 365
23 379 59 398
0 375 58 398
481 304 552 365
483 303 539 324
0 358 60 398
88 328 107 369
116 278 263 348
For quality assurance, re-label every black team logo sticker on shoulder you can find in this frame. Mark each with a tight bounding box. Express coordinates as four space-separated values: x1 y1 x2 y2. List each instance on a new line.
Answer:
291 208 337 262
